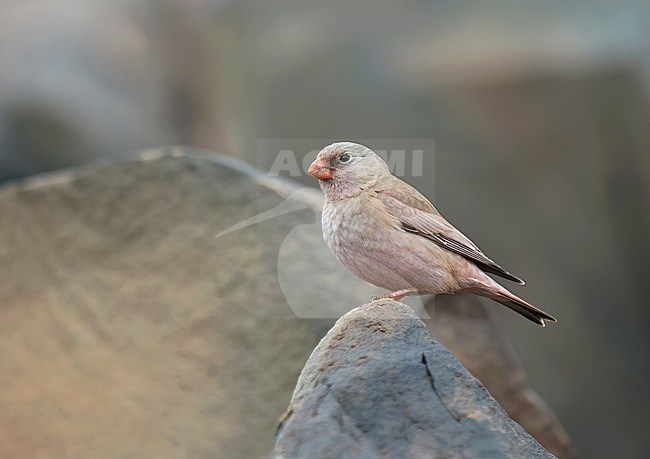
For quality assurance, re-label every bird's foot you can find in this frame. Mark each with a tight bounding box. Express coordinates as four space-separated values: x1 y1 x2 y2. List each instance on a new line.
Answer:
372 289 418 302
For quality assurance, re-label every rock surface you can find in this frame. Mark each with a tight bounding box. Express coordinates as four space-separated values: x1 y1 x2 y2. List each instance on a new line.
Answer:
425 295 576 459
273 300 555 459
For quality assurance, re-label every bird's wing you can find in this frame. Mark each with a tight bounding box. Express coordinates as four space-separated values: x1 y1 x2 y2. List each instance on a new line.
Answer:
375 178 441 214
374 182 525 285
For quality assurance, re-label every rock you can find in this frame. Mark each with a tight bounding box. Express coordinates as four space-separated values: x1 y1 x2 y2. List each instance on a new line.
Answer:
425 294 576 458
0 147 373 458
273 300 555 459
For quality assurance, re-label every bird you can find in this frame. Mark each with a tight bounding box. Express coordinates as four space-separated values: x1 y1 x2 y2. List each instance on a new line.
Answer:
307 142 557 327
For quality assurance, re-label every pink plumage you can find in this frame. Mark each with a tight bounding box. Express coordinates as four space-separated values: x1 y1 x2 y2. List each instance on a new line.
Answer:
308 142 556 327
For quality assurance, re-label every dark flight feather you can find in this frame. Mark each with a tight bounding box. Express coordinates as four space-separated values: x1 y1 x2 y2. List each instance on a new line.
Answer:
401 222 525 285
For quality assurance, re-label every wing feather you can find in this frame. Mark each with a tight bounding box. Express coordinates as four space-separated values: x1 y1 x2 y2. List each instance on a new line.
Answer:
375 180 525 285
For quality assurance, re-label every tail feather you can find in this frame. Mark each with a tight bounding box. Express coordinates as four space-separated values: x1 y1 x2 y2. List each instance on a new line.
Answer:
469 277 557 327
492 295 556 327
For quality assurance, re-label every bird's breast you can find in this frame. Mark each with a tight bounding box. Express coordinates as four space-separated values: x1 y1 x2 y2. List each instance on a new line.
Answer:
321 200 352 252
321 196 460 294
321 197 402 288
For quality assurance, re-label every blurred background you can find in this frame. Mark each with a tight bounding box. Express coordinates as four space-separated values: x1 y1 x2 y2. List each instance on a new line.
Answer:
1 0 648 457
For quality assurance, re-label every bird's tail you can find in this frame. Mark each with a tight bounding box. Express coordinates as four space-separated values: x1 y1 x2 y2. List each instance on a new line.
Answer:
467 277 557 327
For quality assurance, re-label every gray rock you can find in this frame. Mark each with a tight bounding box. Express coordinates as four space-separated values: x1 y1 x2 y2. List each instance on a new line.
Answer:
425 294 576 459
273 300 555 459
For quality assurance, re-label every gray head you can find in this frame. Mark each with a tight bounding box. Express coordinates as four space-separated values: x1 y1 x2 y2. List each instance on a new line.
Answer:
308 142 391 199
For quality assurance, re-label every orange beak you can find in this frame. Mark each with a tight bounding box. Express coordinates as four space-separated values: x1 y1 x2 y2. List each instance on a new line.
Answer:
308 158 333 180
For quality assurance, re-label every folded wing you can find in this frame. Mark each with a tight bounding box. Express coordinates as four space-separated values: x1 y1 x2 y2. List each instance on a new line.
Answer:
374 181 525 285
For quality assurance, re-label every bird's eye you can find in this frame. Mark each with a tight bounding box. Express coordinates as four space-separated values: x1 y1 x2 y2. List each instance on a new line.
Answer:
339 154 351 163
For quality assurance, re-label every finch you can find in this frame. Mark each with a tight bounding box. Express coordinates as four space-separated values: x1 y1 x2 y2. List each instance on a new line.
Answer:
308 142 557 327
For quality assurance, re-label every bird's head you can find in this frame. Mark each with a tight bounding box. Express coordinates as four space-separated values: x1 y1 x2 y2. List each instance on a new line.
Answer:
308 142 390 198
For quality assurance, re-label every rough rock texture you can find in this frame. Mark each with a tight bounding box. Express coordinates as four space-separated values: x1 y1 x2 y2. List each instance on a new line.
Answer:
0 147 375 459
425 295 577 459
273 300 555 459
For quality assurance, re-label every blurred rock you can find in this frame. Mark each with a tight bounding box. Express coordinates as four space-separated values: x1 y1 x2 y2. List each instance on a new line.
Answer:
273 299 555 459
0 147 373 458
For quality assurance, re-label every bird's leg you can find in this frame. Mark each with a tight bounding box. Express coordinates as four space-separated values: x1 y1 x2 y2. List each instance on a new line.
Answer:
372 288 418 302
